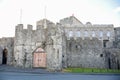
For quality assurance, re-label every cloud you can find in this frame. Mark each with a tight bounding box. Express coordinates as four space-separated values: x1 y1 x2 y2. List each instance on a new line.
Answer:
114 7 120 13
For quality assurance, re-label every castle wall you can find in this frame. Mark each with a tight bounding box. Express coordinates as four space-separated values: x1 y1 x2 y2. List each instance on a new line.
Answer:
65 38 106 68
0 37 14 65
14 24 33 67
114 27 120 48
13 16 120 70
104 48 120 69
45 22 63 70
60 16 116 69
14 20 63 70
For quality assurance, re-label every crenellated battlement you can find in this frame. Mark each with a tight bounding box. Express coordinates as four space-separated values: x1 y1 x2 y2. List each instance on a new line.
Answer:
27 24 33 30
16 24 34 31
15 24 23 31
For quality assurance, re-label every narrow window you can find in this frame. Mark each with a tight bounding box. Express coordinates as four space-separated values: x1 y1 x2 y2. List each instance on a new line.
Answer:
103 40 109 48
100 54 103 57
103 41 106 48
99 31 103 39
107 32 110 37
84 30 88 37
77 31 80 37
100 31 103 37
75 45 78 49
69 31 73 37
92 31 95 37
69 43 72 51
107 31 110 39
57 49 59 59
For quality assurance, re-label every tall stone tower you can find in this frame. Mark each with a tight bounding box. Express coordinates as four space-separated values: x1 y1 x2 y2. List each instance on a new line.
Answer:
13 19 63 70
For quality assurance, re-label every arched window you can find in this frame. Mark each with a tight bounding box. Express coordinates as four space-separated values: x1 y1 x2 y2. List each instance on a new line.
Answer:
69 30 73 37
92 31 95 37
107 31 110 37
100 31 103 37
84 30 88 37
76 31 80 37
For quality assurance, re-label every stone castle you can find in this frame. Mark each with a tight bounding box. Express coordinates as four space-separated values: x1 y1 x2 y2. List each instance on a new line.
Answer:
0 15 120 70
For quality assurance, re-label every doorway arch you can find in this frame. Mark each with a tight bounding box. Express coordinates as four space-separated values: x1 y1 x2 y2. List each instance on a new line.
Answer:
2 48 8 64
33 48 47 68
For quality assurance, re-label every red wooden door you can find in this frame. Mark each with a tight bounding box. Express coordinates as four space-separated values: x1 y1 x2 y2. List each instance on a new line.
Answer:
33 48 46 68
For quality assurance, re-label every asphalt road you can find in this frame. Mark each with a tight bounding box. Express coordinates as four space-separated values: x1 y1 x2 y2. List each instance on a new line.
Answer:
0 65 120 80
0 71 120 80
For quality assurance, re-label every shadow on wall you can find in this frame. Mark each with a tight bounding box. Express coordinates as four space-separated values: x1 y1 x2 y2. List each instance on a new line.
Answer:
104 50 120 69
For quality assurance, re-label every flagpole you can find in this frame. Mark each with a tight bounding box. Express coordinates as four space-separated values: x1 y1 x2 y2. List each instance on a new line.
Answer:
20 9 22 24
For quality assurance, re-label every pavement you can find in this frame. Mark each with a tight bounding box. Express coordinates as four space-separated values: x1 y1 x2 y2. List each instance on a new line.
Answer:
0 65 56 74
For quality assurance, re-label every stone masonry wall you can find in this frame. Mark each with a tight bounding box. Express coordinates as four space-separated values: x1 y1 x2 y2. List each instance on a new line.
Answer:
14 24 46 68
65 38 106 68
114 27 120 48
13 16 120 70
14 19 63 70
0 37 14 65
104 48 120 69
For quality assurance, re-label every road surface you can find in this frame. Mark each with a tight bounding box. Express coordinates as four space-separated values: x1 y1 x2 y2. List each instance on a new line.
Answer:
0 65 120 80
0 71 120 80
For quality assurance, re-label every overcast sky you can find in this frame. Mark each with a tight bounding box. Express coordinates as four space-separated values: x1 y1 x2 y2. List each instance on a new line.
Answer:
0 0 120 38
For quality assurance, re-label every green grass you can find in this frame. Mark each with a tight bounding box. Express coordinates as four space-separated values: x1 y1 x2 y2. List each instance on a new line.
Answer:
63 68 120 73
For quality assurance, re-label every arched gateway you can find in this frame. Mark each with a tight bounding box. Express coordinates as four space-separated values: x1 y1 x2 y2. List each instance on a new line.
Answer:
2 48 8 64
33 48 47 68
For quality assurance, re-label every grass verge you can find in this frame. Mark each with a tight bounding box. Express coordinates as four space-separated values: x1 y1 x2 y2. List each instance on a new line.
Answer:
63 68 120 73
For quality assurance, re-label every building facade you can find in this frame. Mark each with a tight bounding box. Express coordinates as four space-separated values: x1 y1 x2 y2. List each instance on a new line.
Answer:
0 16 120 70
